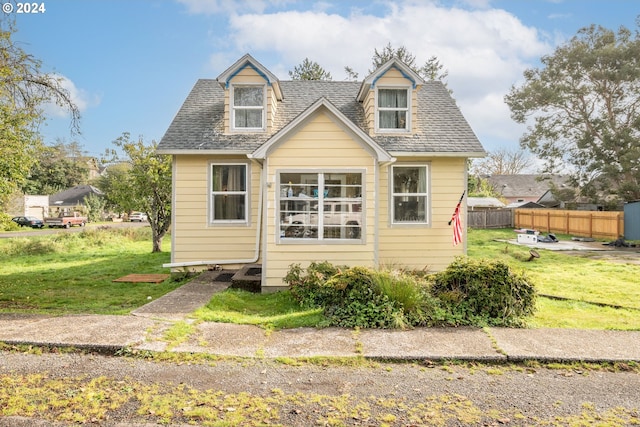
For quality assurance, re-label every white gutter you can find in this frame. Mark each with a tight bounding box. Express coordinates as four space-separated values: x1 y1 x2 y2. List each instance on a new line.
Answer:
389 151 486 158
162 158 264 269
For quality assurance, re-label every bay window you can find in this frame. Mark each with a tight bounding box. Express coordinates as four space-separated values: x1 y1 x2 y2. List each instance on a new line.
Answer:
278 171 363 241
391 165 429 224
211 163 248 223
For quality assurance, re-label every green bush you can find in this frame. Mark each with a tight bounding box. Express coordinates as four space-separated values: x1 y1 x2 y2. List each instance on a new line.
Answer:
0 213 20 231
284 261 346 308
285 263 446 328
284 259 537 329
431 257 537 327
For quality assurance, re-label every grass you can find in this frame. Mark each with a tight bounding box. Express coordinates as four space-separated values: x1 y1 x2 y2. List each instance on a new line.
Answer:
193 288 325 329
0 227 187 315
467 228 640 330
2 226 640 329
194 228 640 330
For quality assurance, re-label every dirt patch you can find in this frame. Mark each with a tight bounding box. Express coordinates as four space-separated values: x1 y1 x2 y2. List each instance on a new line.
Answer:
562 248 640 265
503 239 640 265
112 274 169 283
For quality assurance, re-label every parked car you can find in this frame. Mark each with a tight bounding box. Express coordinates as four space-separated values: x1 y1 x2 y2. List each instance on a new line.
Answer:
11 216 45 228
44 212 87 228
284 201 361 239
129 212 148 222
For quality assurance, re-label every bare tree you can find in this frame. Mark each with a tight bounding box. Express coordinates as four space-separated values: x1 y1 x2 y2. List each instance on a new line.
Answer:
471 148 534 176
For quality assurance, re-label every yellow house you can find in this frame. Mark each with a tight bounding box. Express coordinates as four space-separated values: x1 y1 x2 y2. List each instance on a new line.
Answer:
157 54 485 291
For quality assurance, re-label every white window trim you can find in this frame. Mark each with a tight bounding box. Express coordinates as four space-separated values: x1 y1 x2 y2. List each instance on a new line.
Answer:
209 161 250 226
276 169 365 244
390 164 430 226
375 86 411 133
230 83 266 132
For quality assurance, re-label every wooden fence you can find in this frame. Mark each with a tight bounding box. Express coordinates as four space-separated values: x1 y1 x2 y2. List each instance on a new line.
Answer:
514 209 624 240
468 209 513 229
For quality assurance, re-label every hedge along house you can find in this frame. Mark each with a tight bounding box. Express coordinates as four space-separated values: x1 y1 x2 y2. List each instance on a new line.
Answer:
157 54 485 291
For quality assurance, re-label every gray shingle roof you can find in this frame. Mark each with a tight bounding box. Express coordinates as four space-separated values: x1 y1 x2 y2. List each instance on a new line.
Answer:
158 79 485 155
49 185 103 206
486 174 572 198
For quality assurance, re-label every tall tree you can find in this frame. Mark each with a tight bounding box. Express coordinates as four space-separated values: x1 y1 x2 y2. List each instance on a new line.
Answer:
0 18 80 207
103 133 171 252
22 140 90 194
289 58 332 81
365 43 451 91
471 148 534 176
93 162 132 215
505 22 640 203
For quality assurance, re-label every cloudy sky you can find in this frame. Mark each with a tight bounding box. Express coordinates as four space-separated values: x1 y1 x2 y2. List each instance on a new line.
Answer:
11 0 639 160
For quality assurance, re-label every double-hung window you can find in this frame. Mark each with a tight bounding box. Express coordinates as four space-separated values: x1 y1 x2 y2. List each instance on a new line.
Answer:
377 88 409 131
391 165 429 224
211 163 248 224
278 171 363 241
232 85 264 130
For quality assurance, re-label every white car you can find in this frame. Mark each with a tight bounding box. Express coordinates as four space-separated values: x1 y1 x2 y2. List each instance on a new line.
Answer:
284 201 361 239
129 212 148 222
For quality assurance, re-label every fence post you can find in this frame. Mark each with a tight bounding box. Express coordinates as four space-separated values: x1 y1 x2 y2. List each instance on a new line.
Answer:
546 211 550 233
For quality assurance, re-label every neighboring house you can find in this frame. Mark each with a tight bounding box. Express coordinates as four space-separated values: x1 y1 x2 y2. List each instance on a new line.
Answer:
467 197 505 210
49 185 103 215
83 157 102 180
506 201 545 209
7 194 49 220
158 54 485 291
486 174 571 205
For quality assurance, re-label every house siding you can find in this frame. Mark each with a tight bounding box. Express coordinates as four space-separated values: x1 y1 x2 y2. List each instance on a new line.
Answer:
262 111 377 289
171 155 261 267
378 157 466 272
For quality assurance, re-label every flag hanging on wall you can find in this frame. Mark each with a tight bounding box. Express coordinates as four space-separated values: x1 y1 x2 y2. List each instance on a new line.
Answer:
449 191 465 246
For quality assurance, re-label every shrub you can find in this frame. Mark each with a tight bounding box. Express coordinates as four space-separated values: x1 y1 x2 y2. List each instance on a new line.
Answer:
0 213 20 231
283 259 537 329
431 257 537 327
324 266 400 328
284 261 345 308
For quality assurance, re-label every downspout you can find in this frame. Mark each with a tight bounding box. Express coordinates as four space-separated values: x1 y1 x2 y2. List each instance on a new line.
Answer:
375 157 396 267
162 158 264 269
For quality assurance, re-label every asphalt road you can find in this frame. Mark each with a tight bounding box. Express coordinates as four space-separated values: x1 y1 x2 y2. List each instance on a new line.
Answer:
0 221 149 238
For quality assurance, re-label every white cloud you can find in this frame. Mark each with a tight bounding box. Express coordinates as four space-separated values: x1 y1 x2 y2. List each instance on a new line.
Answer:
44 74 97 118
207 0 554 151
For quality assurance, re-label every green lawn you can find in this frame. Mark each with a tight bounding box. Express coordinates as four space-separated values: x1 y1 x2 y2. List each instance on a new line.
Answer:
0 227 186 315
1 227 639 330
195 228 640 330
466 228 640 329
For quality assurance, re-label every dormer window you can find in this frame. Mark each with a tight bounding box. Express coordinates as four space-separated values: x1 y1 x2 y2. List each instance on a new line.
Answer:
377 88 410 131
232 85 265 130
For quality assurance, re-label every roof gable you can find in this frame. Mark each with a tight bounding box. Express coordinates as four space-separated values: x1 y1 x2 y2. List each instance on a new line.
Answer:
250 97 394 163
357 58 425 101
216 53 283 100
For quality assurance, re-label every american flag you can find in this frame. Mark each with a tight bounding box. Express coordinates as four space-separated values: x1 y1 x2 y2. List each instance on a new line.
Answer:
451 202 463 246
449 191 465 246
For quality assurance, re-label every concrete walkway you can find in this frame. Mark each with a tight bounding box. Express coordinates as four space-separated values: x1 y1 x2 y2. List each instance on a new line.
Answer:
1 271 639 363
